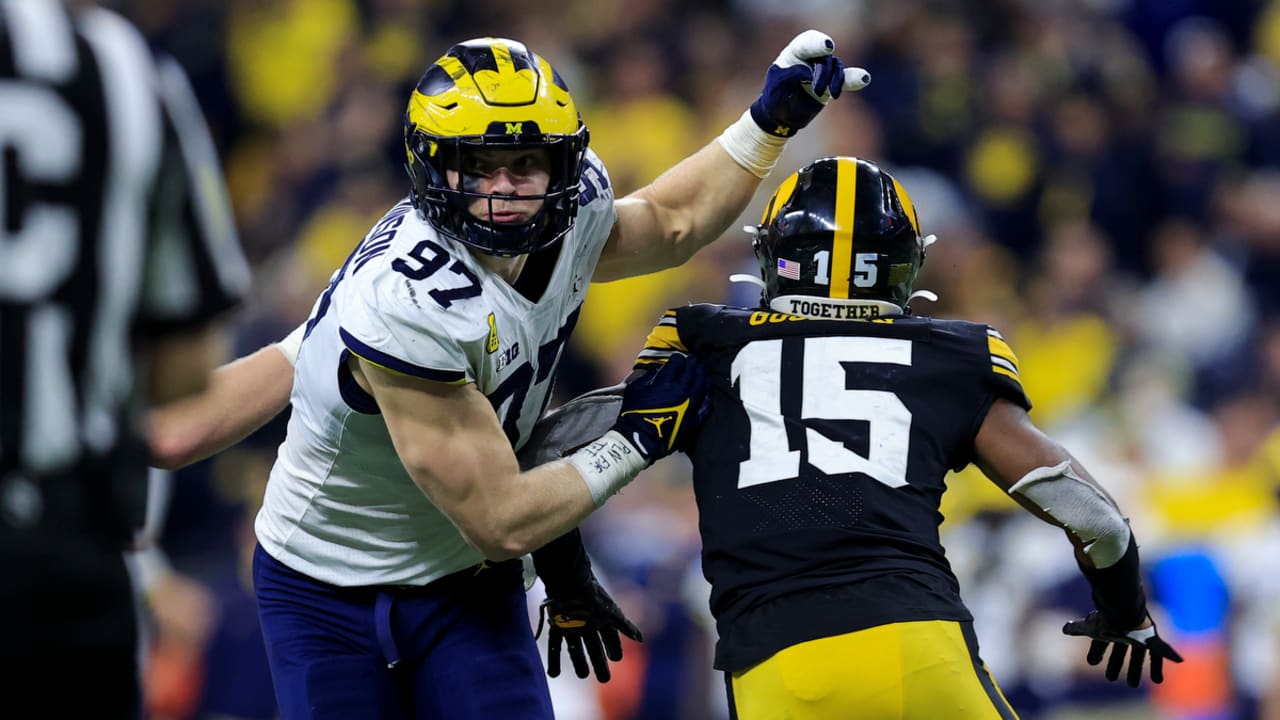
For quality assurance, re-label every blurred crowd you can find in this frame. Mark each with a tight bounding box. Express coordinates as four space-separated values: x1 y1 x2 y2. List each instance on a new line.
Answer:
118 0 1280 718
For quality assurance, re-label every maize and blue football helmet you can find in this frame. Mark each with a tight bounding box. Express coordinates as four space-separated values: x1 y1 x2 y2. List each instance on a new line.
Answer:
404 38 589 256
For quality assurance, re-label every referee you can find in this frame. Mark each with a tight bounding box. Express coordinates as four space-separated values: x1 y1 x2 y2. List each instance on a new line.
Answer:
0 1 248 716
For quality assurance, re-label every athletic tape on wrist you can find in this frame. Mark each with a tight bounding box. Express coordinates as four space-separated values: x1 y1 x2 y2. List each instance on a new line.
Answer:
275 323 306 366
716 110 789 179
565 430 649 506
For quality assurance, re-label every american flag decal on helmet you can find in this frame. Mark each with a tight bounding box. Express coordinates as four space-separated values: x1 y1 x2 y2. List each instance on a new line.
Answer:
777 258 801 280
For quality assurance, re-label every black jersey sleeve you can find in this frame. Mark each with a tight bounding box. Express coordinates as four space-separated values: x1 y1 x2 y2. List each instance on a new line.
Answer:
927 320 1032 472
632 308 689 370
981 325 1031 411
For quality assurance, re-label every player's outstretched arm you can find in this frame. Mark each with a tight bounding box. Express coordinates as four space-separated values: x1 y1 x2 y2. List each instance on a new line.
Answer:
146 325 300 470
594 30 870 281
146 323 229 409
357 353 708 561
973 398 1181 686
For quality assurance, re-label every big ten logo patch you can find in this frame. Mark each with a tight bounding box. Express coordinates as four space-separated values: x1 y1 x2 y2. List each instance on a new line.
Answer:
497 342 521 371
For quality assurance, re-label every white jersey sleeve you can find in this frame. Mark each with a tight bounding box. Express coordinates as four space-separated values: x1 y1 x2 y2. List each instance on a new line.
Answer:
574 148 618 251
337 264 473 385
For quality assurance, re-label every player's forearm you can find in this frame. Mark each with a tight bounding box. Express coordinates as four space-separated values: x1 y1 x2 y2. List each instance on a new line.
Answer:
411 451 597 561
600 142 760 280
146 323 228 406
477 421 663 559
646 139 761 255
429 434 648 562
470 460 603 561
147 344 294 469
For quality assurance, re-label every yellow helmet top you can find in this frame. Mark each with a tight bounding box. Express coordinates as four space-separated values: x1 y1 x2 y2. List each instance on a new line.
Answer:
406 37 579 139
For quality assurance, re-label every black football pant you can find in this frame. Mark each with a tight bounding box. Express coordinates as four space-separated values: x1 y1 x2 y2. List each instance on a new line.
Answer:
1 518 139 719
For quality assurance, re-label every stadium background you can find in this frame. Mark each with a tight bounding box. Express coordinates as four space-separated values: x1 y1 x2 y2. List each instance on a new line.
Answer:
116 0 1280 718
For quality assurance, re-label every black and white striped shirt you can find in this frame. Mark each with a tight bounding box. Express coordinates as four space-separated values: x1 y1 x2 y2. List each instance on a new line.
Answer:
0 1 247 504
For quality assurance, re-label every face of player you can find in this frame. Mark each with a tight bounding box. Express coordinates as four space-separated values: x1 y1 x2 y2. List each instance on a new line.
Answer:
446 147 552 225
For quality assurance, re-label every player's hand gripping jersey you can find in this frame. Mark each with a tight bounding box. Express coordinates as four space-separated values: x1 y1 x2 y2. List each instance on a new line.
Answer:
256 150 615 587
635 304 1030 671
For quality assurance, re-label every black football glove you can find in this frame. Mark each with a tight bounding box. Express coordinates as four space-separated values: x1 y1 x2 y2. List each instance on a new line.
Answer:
1062 611 1184 687
749 30 870 137
537 574 642 683
610 353 710 464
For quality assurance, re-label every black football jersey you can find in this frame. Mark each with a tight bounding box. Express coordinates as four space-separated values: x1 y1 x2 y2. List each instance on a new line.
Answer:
0 2 247 533
636 304 1031 670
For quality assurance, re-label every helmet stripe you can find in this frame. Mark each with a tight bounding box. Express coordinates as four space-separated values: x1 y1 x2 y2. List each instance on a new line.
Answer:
492 40 513 73
830 158 857 299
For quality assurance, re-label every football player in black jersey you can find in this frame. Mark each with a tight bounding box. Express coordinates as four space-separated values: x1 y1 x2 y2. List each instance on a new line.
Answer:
0 2 249 716
531 156 1182 719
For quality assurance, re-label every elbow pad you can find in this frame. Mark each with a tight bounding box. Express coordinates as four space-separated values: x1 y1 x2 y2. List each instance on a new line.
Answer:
1008 460 1131 568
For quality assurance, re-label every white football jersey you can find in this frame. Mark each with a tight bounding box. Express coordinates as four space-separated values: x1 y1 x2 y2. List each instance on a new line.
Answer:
256 151 616 586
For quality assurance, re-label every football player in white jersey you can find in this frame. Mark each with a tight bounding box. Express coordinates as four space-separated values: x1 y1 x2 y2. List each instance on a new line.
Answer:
149 32 870 719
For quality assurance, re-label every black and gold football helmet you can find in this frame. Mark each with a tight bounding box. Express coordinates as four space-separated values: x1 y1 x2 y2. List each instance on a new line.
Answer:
404 38 588 256
748 157 935 317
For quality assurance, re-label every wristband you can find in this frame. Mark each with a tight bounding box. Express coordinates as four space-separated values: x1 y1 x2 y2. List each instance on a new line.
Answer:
1079 534 1148 629
275 323 306 366
531 528 593 597
716 109 789 179
564 430 649 506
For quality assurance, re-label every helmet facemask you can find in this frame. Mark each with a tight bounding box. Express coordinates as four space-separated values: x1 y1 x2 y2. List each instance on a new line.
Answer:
405 124 588 256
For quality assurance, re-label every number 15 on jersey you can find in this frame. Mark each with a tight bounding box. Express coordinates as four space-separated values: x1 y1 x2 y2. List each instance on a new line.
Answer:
730 337 913 490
